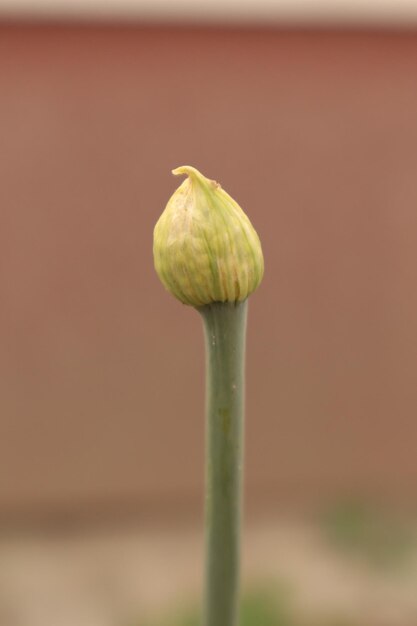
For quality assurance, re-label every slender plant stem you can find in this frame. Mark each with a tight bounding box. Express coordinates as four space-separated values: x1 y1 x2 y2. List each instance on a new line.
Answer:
199 300 248 626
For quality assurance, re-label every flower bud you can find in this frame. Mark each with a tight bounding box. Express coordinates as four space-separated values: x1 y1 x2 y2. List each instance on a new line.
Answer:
153 166 264 307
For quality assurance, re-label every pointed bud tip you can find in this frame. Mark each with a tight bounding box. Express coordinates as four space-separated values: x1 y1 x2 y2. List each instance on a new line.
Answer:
172 165 199 178
172 165 219 189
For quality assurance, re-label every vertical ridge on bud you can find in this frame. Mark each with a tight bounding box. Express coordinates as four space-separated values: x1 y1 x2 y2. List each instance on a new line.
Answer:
153 166 264 307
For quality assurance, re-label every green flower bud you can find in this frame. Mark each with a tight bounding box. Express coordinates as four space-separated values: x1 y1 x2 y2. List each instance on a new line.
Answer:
153 166 264 307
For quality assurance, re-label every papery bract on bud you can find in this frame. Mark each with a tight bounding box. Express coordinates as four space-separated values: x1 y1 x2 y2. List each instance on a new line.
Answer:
153 166 264 307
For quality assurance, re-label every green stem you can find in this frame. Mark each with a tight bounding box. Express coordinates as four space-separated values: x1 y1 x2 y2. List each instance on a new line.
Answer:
199 300 248 626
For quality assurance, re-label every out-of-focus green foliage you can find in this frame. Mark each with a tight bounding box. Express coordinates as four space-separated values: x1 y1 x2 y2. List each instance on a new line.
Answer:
137 582 358 626
241 584 294 626
319 499 416 571
149 587 287 626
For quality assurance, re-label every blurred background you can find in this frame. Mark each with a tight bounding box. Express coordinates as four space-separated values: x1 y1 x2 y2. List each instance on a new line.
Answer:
1 1 417 625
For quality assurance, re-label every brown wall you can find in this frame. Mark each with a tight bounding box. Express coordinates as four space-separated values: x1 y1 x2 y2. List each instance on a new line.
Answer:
1 25 417 522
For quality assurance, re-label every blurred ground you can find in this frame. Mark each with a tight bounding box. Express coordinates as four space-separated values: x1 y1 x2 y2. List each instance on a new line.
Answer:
1 511 416 626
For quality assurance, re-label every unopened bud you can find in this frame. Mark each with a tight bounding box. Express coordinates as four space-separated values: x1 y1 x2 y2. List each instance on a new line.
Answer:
153 166 264 307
